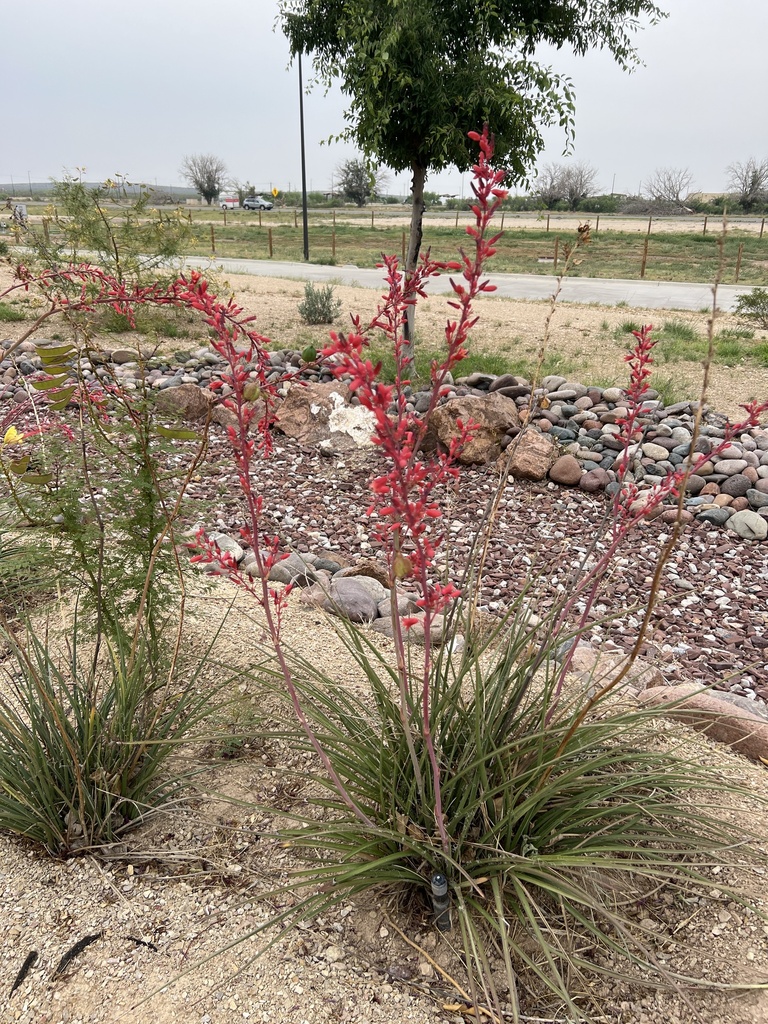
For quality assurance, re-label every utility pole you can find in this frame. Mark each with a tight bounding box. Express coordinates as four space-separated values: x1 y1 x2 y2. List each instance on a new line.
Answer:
298 52 310 261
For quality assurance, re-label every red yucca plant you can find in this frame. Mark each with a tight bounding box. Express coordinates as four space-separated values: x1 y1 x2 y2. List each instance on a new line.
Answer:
1 132 767 1019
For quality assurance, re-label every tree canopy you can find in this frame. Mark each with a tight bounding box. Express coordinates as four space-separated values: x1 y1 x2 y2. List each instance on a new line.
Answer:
281 1 664 182
280 0 665 354
181 153 228 206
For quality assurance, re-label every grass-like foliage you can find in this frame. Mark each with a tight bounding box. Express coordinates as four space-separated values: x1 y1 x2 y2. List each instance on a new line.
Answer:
297 281 342 324
245 604 756 1017
0 301 25 322
0 621 215 855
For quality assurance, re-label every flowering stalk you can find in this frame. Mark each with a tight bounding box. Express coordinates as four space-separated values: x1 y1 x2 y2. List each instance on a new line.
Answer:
321 127 508 855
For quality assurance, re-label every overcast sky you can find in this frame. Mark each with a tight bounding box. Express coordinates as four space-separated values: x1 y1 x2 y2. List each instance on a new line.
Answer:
4 0 766 198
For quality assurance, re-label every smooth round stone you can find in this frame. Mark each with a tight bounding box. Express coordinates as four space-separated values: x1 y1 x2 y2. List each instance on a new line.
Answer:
697 508 732 525
670 427 692 444
685 475 706 495
754 477 768 492
599 454 616 469
667 453 684 466
714 458 748 475
549 455 583 485
559 404 579 418
550 427 577 442
660 508 694 524
642 442 669 461
685 495 711 506
720 474 751 498
726 509 768 540
602 387 625 403
575 396 593 410
582 460 600 472
542 375 567 390
579 468 610 491
744 467 759 483
672 443 691 457
718 445 744 460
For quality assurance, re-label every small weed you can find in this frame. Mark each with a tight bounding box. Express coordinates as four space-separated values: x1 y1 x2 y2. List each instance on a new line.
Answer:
0 302 25 323
652 372 683 406
613 319 642 340
659 319 700 343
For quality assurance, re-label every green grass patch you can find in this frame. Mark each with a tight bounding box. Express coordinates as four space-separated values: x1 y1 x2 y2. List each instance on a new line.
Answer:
0 302 25 323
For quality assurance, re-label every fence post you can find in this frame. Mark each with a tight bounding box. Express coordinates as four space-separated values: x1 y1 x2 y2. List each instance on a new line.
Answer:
595 215 600 233
371 208 374 228
223 209 227 227
640 237 649 278
402 230 406 264
455 209 459 229
553 237 559 271
210 224 215 253
188 211 192 224
332 227 336 260
42 218 50 243
501 211 505 229
761 217 765 239
13 227 20 245
734 242 744 283
294 209 298 229
546 214 550 232
259 211 262 228
703 216 708 236
333 209 336 227
647 215 652 236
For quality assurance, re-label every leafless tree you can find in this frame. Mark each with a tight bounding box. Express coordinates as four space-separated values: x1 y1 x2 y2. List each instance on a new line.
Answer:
562 163 600 210
726 158 768 211
180 153 228 205
643 167 695 207
533 163 567 209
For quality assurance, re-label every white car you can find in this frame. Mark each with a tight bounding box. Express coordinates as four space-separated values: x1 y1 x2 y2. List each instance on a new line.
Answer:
220 197 240 210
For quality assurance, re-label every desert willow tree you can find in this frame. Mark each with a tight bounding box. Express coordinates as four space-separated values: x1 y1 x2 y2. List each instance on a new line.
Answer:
280 0 666 361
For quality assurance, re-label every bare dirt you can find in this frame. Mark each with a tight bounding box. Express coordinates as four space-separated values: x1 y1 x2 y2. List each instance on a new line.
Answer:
2 584 768 1024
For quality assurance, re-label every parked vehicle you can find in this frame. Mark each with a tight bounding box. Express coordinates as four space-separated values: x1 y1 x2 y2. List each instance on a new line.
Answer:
220 197 240 210
243 195 273 211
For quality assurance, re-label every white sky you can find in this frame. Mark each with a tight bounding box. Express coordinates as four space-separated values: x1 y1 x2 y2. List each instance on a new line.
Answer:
4 0 767 198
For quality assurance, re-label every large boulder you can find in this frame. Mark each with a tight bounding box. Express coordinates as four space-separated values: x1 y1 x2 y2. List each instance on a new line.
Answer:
425 393 520 465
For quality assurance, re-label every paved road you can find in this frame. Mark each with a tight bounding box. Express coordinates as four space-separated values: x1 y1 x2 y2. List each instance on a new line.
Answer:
183 256 752 312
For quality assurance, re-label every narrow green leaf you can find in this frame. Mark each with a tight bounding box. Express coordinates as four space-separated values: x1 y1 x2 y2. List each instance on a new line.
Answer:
10 456 30 475
48 386 77 410
155 425 200 440
30 376 70 391
21 472 53 486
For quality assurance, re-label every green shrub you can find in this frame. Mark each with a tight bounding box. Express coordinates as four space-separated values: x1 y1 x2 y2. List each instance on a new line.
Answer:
735 287 768 330
298 282 342 324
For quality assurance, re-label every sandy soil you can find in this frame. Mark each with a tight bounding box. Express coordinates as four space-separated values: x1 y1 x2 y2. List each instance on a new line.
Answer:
2 584 768 1024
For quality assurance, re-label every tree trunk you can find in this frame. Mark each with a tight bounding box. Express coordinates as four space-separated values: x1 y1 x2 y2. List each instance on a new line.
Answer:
403 162 427 367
